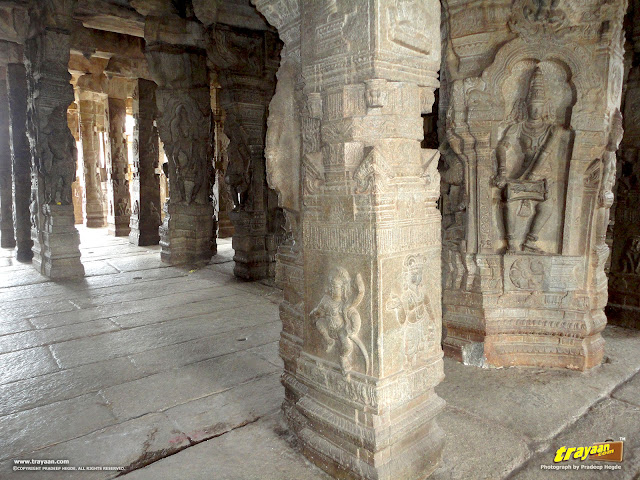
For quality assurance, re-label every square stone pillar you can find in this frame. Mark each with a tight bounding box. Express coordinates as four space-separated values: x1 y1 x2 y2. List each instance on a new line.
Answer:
129 78 162 246
0 67 16 249
439 0 626 369
6 62 33 262
145 18 214 266
255 1 445 478
105 77 132 237
24 3 84 279
77 84 107 228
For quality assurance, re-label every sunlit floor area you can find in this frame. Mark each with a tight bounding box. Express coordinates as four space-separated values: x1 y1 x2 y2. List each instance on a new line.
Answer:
0 227 639 479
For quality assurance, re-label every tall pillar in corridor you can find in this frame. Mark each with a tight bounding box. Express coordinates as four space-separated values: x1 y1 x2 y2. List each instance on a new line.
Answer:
207 27 282 280
129 78 161 246
106 78 131 237
0 67 16 249
145 17 214 265
255 1 444 478
24 0 84 278
77 82 107 228
439 0 626 369
608 0 640 327
6 63 33 262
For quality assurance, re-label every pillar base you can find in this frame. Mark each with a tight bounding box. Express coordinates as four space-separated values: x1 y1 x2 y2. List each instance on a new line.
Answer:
607 273 640 329
160 202 213 266
33 204 84 279
16 247 34 263
107 217 131 237
0 232 16 249
129 225 160 247
229 209 272 280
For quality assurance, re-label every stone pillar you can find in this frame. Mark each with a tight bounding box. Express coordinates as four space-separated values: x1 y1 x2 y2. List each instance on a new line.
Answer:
67 100 83 224
439 0 626 369
77 84 107 228
106 78 131 237
145 17 214 265
255 1 444 478
0 67 16 249
129 78 161 246
24 0 84 279
6 62 33 262
207 26 282 280
608 0 640 328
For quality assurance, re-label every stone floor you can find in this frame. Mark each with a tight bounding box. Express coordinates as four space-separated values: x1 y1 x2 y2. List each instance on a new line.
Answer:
0 226 639 480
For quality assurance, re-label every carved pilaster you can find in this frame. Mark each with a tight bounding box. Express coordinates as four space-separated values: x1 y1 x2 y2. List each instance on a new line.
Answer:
207 25 283 280
0 67 15 248
24 0 84 279
77 86 107 228
7 63 33 262
106 83 131 237
440 0 626 369
255 1 445 479
129 78 161 246
145 21 213 266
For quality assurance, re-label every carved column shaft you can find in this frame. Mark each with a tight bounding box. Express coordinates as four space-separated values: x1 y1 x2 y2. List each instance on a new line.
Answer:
25 5 84 279
146 45 214 265
129 78 161 246
607 0 640 327
255 1 445 478
106 88 131 237
6 63 33 261
78 88 106 228
0 67 16 248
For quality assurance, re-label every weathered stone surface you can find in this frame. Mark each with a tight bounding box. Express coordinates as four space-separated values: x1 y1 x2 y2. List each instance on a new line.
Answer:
440 0 627 370
0 67 15 249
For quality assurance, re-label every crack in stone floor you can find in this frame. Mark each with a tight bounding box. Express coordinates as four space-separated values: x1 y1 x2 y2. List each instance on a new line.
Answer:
1 227 639 479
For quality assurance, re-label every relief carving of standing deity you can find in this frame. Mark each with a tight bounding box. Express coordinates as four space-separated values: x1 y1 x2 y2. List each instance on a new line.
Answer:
311 267 370 375
386 255 437 367
493 66 571 254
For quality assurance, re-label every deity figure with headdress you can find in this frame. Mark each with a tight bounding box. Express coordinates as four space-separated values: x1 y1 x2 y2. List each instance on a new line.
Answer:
493 66 571 254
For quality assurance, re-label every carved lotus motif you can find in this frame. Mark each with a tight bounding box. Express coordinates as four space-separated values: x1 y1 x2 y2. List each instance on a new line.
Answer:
509 258 545 290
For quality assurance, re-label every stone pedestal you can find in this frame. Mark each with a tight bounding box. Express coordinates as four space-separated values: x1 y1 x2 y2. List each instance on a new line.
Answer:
0 69 16 249
129 78 161 246
608 3 640 328
106 94 131 237
6 63 33 262
439 0 626 369
25 5 84 279
255 1 445 479
145 21 214 266
78 87 107 228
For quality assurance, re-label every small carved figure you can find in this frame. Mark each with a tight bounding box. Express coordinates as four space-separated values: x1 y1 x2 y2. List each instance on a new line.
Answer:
621 236 640 275
41 106 76 205
311 267 370 374
493 66 570 254
386 255 437 367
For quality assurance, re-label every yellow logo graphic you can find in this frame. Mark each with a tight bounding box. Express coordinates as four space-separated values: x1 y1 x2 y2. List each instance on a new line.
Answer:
554 441 624 463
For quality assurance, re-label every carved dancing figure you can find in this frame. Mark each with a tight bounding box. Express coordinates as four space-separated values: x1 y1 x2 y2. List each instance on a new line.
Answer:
386 255 437 367
622 236 640 275
311 267 370 374
41 106 77 205
494 66 570 254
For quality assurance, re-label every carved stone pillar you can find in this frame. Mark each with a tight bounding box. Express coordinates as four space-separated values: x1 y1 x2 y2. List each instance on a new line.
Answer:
608 0 640 328
440 0 626 369
77 84 107 228
6 62 33 262
207 26 282 280
106 78 131 237
0 67 16 249
129 78 161 246
145 18 214 265
24 1 84 279
67 100 83 224
255 1 444 478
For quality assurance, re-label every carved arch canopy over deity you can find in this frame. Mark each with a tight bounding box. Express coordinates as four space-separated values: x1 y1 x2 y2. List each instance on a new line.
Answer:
493 64 573 255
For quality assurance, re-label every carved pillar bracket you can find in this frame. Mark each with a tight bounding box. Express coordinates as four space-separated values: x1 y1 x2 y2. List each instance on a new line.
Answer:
24 0 84 279
440 0 627 369
607 0 640 328
255 1 444 479
0 67 16 248
129 78 161 246
206 25 283 280
145 16 213 266
7 63 33 261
